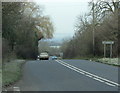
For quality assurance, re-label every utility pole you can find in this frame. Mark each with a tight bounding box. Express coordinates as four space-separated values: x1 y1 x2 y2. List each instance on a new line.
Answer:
92 0 95 57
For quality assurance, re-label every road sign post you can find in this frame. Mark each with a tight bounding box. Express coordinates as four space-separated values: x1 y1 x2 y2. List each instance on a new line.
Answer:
102 41 114 58
110 44 113 58
103 44 106 58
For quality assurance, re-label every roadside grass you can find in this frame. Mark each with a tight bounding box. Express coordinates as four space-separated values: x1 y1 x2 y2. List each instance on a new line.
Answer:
92 58 120 67
2 60 25 87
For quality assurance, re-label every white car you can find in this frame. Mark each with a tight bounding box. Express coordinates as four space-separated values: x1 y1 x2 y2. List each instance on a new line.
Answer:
39 52 49 60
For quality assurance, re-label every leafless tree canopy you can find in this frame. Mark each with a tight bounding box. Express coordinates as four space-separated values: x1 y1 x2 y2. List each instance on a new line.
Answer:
61 0 119 58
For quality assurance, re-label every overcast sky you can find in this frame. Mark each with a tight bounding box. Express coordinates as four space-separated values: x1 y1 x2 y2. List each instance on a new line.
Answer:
34 0 90 42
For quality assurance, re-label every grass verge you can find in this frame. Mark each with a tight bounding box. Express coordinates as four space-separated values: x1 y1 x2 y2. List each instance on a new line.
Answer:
2 60 25 87
91 58 120 67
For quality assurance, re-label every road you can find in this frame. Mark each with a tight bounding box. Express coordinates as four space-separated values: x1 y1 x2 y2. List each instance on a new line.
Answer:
7 59 119 91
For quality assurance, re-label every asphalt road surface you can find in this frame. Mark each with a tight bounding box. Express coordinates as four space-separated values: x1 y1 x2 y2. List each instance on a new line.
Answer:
8 59 119 91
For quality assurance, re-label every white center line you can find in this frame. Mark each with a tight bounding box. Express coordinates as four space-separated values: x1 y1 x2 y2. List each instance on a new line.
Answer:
56 60 119 87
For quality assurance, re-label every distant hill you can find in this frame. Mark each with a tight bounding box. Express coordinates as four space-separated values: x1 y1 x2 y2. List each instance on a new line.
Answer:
48 41 62 46
38 39 62 46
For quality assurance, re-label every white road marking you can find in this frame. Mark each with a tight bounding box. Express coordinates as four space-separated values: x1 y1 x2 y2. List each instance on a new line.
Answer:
59 60 119 86
13 87 20 91
93 77 104 82
85 74 92 78
104 82 116 87
56 60 119 87
4 89 7 91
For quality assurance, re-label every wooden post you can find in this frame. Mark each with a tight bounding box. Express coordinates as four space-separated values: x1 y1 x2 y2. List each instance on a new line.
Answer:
110 44 112 58
104 44 106 58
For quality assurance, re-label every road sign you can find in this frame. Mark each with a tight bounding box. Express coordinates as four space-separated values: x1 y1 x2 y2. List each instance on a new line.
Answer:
102 41 114 44
60 52 63 57
102 41 114 58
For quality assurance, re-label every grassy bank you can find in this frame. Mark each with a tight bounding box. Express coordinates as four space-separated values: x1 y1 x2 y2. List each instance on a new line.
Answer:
2 60 25 87
91 58 120 67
